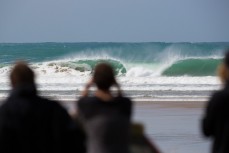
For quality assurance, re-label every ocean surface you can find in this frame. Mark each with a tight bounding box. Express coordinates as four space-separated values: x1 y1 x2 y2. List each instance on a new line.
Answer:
1 42 229 101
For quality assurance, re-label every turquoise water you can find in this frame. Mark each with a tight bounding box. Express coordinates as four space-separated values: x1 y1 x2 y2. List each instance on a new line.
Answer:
0 42 229 100
1 42 229 76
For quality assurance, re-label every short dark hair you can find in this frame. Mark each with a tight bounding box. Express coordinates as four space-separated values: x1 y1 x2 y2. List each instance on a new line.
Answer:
93 63 115 91
10 61 35 86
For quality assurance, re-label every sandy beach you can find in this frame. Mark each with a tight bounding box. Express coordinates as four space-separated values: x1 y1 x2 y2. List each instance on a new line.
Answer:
58 100 211 153
132 101 211 153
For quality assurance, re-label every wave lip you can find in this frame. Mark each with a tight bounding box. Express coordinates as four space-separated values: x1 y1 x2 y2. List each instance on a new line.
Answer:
53 59 127 75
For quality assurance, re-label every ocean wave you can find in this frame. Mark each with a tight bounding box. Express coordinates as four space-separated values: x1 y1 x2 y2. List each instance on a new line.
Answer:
44 58 126 75
1 42 228 77
1 42 228 100
0 57 223 77
126 57 223 77
161 58 222 76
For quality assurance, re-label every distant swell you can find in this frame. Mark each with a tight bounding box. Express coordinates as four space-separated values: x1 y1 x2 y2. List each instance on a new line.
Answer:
162 58 221 76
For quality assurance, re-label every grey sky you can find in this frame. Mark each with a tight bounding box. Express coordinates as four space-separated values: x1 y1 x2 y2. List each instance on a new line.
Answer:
0 0 229 42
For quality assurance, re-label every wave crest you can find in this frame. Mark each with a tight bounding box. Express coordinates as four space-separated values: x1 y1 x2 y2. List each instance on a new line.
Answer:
32 59 126 76
162 58 222 76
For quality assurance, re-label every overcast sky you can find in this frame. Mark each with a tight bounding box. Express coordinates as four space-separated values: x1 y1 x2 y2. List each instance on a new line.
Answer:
0 0 229 42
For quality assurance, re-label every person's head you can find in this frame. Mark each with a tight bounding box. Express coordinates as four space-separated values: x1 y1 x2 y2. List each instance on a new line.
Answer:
218 49 229 83
93 63 116 91
10 61 35 88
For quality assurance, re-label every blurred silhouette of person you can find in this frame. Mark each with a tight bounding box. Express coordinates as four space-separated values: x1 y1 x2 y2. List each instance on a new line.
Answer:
202 50 229 153
77 63 132 153
0 61 85 153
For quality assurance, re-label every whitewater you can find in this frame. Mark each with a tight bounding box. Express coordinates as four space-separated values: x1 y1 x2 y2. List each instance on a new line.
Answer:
1 42 229 101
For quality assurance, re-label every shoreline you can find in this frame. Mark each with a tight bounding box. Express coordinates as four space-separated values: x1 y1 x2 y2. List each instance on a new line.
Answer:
1 98 208 114
58 99 207 110
133 100 207 108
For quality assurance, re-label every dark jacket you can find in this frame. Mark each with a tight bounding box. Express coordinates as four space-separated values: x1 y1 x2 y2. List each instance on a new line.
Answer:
0 84 85 153
77 96 132 153
202 82 229 153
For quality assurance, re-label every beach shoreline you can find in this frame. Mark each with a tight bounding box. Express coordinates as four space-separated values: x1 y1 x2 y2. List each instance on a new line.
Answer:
57 99 207 114
133 100 206 107
57 99 209 153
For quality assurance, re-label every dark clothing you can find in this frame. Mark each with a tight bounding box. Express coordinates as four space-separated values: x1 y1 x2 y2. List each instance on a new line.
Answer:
77 96 132 153
0 84 85 153
202 83 229 153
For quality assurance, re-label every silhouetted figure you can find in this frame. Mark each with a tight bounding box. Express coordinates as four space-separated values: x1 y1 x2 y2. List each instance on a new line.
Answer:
77 63 132 153
202 50 229 153
0 61 85 153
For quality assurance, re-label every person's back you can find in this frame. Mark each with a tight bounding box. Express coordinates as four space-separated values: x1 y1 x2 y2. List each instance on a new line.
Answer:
202 86 229 153
0 62 85 153
202 50 229 153
77 63 132 153
78 96 131 153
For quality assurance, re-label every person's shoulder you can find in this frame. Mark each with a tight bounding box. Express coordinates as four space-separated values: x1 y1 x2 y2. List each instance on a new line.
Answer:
37 96 65 110
77 97 100 111
78 96 98 105
208 89 229 108
114 96 132 110
115 96 132 104
0 97 26 113
39 97 71 117
211 89 228 100
37 96 56 104
115 96 132 115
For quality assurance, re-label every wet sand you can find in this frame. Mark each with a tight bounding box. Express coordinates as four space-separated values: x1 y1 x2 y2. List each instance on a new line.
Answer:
61 100 211 153
60 100 211 153
133 101 211 153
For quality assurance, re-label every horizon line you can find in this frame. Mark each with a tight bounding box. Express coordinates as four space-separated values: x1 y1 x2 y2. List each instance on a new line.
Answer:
0 41 229 44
